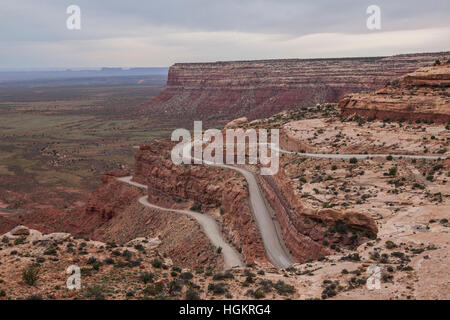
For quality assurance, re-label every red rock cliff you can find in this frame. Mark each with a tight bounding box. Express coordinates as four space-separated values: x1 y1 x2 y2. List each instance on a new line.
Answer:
340 63 450 123
144 52 449 124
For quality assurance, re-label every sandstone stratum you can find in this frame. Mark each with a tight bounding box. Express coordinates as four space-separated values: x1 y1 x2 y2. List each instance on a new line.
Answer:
340 62 450 123
143 52 449 124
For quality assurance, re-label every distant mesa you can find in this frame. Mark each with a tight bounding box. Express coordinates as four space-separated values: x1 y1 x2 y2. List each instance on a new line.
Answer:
101 67 123 72
142 52 449 125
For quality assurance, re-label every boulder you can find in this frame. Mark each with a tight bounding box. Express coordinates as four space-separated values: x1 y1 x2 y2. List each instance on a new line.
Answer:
10 225 30 236
225 117 248 129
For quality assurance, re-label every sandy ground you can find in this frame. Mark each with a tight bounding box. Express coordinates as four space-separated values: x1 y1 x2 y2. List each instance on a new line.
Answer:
274 116 450 299
283 118 449 156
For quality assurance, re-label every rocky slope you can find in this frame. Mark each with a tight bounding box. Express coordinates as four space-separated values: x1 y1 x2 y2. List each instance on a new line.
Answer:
340 62 450 123
0 171 222 271
143 52 449 124
134 141 267 266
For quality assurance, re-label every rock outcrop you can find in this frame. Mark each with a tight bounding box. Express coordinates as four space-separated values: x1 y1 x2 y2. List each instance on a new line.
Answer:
257 169 377 263
143 52 449 124
340 63 450 123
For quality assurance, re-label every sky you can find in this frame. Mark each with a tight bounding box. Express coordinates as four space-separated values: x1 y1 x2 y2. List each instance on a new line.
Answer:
0 0 449 69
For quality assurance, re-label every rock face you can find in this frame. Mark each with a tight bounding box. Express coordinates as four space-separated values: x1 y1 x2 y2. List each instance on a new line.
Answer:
143 52 449 124
10 225 30 236
340 63 450 123
257 170 377 263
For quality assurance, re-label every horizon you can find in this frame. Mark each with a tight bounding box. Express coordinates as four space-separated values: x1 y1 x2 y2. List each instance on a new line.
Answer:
1 49 449 73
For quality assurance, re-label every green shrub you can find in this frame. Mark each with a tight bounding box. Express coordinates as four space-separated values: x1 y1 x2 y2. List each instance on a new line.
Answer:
254 288 265 299
14 237 26 245
388 167 397 176
139 272 155 284
213 271 234 281
273 280 295 295
185 288 200 300
151 259 163 268
208 282 228 295
146 282 165 296
85 285 105 300
385 240 397 249
22 265 39 286
180 272 193 280
190 202 202 211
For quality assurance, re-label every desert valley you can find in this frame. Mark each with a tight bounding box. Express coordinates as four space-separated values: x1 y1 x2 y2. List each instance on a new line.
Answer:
0 52 449 301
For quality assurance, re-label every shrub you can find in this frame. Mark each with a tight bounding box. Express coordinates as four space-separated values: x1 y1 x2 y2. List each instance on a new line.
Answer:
139 272 155 284
413 183 425 190
14 237 26 245
349 157 358 164
85 285 105 300
180 272 193 280
91 261 102 271
146 282 165 296
43 247 58 256
213 271 234 281
172 266 182 273
168 280 183 294
254 288 265 299
22 265 39 286
190 202 202 211
208 282 227 295
382 273 393 283
151 259 163 268
86 256 97 264
388 167 397 176
273 280 295 295
341 253 360 261
134 244 145 252
122 250 132 259
385 240 397 249
185 288 200 300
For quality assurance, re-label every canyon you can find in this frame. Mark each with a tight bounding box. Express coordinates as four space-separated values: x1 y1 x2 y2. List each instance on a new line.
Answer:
0 54 449 300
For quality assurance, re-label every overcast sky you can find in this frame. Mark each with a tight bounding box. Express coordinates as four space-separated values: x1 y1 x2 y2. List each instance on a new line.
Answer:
1 0 449 69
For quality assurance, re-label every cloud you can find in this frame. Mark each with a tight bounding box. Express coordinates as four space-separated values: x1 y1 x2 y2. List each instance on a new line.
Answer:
0 0 449 68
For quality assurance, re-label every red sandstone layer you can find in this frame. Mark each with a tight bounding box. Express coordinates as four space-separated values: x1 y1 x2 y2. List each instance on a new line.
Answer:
143 52 449 123
340 63 450 123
